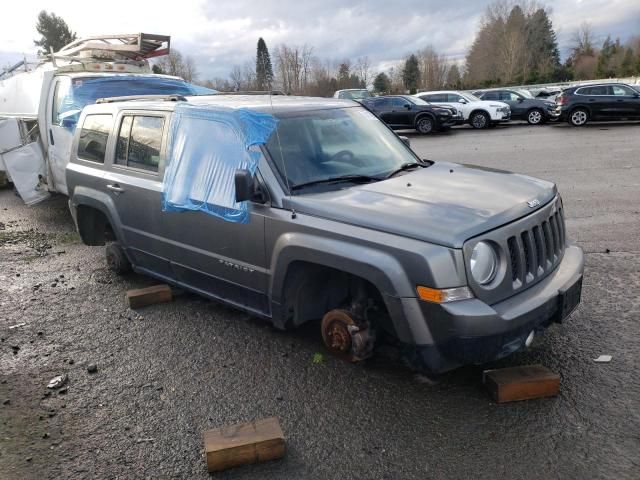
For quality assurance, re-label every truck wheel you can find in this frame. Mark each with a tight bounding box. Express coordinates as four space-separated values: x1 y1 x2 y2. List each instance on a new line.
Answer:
470 111 489 129
321 309 375 363
415 116 434 134
527 109 544 125
569 108 588 126
106 242 131 274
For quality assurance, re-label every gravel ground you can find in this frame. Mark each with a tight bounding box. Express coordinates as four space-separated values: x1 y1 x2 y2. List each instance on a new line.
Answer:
1 121 639 479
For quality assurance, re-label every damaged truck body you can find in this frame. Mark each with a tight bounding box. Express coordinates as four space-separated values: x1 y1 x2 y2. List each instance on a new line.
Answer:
66 94 584 374
0 33 211 204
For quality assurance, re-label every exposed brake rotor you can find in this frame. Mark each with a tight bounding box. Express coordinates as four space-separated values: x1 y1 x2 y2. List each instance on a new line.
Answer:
320 309 375 363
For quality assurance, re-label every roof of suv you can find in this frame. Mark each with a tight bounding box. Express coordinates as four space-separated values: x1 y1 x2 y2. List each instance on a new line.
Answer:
81 94 357 116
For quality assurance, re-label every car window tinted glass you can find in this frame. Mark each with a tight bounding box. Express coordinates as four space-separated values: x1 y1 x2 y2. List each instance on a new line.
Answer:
373 98 390 109
483 92 499 100
408 96 429 105
265 107 419 192
391 98 407 108
612 85 634 96
424 94 442 102
115 115 164 172
77 114 112 163
447 94 462 102
115 116 133 165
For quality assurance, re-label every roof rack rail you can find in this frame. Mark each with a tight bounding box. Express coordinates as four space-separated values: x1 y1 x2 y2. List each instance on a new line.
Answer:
218 90 287 96
95 94 187 104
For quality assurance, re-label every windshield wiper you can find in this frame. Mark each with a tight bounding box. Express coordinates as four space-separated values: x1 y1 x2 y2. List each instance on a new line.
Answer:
291 174 380 191
385 162 426 179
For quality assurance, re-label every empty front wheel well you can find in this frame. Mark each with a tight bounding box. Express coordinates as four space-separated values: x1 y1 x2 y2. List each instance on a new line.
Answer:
281 261 388 329
76 205 115 246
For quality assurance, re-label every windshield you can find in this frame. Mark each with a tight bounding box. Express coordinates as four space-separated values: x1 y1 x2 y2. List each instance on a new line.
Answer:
517 89 534 99
407 96 429 105
265 107 420 193
461 92 481 102
340 90 371 100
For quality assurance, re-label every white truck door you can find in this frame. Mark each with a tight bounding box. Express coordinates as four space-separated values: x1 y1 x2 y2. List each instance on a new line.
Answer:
45 76 76 196
0 117 50 205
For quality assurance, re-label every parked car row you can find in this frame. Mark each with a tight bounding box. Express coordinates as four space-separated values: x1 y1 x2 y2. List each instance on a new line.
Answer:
344 82 640 134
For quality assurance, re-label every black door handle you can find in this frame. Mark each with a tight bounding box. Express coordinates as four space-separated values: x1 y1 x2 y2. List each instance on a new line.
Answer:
49 129 55 145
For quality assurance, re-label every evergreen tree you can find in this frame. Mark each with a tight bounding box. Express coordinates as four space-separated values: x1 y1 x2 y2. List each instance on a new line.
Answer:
620 48 635 76
255 38 274 90
597 36 616 77
446 64 462 89
402 54 420 94
33 10 77 54
373 72 390 93
526 9 561 82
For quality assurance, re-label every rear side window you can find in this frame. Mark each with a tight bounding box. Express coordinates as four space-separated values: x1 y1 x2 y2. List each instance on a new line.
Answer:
77 114 112 163
483 92 499 100
115 115 165 173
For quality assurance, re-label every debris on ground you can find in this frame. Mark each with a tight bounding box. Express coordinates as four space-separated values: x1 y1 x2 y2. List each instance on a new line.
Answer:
593 355 612 363
126 284 172 309
47 374 68 389
483 364 560 403
8 323 26 329
312 353 325 364
203 417 285 472
87 363 98 374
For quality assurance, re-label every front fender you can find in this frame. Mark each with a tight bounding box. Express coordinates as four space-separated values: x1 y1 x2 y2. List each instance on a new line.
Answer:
269 232 414 304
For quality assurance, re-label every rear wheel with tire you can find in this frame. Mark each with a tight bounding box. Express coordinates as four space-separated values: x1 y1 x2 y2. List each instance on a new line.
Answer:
569 108 588 126
106 242 131 274
415 116 435 134
470 111 490 129
527 108 544 125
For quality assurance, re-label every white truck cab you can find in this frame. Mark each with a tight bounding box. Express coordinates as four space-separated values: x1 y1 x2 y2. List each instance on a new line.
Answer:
0 33 209 204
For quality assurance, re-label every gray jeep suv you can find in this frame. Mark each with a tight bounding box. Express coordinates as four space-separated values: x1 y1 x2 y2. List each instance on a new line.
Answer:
66 94 584 374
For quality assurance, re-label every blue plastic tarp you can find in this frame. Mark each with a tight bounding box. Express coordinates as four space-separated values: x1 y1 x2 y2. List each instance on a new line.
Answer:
57 76 215 132
162 104 278 223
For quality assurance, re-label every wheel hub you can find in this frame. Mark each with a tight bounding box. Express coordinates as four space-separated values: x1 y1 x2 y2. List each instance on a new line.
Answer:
320 309 375 362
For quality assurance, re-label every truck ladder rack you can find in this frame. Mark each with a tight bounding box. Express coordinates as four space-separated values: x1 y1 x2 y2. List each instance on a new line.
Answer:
54 33 170 61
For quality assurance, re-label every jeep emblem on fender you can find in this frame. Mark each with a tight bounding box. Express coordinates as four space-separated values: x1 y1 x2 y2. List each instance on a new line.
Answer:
527 199 541 208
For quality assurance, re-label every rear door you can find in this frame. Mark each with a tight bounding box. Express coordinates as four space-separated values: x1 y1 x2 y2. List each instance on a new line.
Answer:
103 111 173 277
609 85 640 118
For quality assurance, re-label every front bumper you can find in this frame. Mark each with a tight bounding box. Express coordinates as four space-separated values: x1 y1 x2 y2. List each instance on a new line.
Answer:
391 244 584 373
491 110 511 121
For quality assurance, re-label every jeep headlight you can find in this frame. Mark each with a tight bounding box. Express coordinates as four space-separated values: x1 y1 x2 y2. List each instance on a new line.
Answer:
470 241 498 285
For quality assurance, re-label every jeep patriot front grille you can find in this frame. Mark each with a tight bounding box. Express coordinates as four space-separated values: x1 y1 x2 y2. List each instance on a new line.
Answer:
508 207 566 286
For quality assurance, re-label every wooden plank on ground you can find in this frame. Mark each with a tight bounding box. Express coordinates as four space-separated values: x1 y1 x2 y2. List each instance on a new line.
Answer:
203 417 285 473
126 284 172 309
483 364 560 403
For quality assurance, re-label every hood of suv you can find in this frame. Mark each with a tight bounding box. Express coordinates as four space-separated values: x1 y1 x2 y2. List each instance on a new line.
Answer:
284 162 557 248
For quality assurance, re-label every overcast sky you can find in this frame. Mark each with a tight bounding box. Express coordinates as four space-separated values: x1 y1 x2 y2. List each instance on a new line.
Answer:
1 0 639 81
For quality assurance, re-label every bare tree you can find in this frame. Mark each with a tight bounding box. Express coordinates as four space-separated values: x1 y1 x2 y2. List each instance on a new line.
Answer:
417 46 449 90
155 50 199 83
229 65 243 91
354 56 374 88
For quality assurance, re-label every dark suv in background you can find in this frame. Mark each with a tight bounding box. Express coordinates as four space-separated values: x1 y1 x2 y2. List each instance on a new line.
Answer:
476 89 557 125
555 83 640 126
361 95 458 134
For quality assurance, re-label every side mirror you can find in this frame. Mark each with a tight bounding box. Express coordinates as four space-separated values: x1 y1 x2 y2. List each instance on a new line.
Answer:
235 169 255 203
634 92 640 98
517 97 524 102
404 103 411 110
399 136 410 147
458 98 467 104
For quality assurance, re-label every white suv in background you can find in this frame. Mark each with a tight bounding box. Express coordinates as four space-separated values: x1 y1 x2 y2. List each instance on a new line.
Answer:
415 90 511 129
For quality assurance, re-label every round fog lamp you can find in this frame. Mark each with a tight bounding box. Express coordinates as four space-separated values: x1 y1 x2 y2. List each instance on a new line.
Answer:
470 241 498 285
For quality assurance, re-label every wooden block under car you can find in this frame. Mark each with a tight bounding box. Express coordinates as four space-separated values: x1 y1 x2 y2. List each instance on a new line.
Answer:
483 364 560 403
126 284 172 309
203 417 285 473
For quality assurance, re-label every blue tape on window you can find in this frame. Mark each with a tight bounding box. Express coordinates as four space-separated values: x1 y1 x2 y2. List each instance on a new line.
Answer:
57 76 215 132
161 104 278 224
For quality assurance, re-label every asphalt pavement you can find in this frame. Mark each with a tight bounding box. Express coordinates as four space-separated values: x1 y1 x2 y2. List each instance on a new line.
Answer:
1 121 639 479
